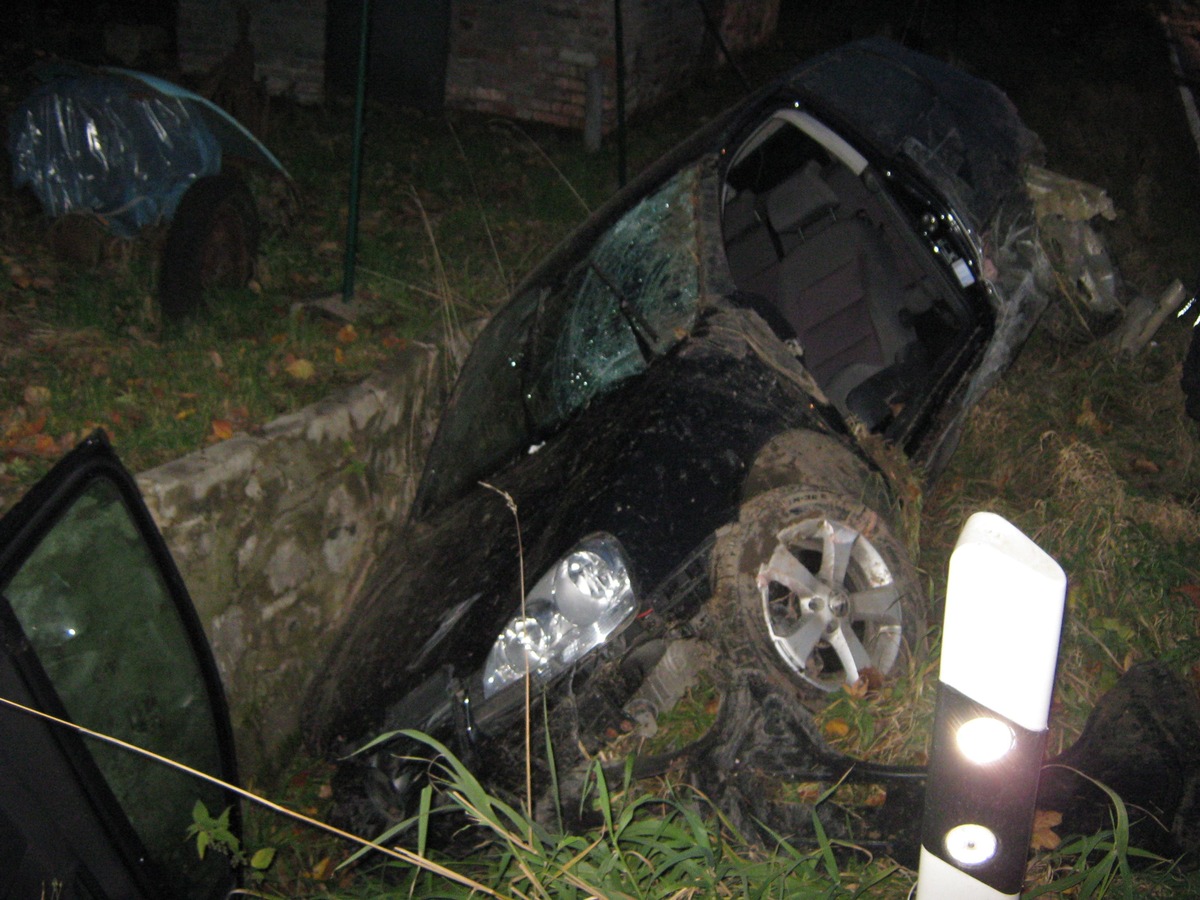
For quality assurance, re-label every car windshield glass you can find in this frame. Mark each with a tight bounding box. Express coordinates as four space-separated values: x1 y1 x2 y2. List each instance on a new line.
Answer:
524 165 702 430
416 165 703 516
2 476 231 898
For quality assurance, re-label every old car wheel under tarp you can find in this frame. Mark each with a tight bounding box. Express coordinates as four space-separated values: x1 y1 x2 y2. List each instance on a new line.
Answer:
711 486 926 697
159 174 259 320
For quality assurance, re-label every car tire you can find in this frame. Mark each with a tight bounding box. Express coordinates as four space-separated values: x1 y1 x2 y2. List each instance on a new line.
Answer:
710 486 926 697
159 174 259 321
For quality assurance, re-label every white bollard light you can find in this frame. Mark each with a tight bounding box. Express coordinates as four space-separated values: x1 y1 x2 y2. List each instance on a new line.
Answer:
915 512 1067 899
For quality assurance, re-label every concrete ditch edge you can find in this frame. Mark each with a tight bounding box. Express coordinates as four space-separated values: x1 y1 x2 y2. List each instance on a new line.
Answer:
135 339 452 776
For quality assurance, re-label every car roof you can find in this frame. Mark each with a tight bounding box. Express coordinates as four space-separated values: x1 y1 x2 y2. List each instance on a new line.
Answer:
783 38 1038 230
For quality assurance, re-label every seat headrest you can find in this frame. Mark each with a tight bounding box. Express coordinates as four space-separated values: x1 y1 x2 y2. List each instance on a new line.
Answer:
765 160 839 233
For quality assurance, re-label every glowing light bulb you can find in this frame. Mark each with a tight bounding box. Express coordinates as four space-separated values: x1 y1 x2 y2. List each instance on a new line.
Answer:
955 716 1015 765
945 824 997 867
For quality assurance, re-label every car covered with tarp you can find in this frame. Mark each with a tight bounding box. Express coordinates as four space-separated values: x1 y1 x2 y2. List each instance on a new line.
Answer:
7 63 292 318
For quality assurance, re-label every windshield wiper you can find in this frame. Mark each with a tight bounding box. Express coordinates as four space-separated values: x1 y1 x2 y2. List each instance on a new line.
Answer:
588 261 659 363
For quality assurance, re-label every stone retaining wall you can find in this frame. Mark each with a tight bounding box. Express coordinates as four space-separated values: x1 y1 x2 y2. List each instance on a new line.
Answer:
135 338 456 775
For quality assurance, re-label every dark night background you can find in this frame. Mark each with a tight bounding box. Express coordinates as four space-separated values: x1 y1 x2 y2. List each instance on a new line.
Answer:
3 0 1199 308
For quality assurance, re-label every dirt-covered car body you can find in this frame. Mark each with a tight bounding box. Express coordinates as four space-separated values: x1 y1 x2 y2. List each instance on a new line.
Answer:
302 39 1045 836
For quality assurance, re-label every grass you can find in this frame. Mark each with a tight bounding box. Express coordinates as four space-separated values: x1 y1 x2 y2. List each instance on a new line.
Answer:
0 104 618 510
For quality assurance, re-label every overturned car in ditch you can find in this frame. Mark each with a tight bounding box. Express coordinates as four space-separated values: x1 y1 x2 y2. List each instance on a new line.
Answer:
300 38 1051 849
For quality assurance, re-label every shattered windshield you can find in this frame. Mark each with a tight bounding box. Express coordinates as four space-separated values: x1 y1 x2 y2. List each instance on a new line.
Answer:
523 166 702 430
415 165 703 517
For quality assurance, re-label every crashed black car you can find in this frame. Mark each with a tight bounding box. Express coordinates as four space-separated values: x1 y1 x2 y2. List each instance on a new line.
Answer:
301 38 1049 843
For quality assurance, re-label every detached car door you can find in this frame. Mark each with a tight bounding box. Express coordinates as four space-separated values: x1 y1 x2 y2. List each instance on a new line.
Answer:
0 432 238 898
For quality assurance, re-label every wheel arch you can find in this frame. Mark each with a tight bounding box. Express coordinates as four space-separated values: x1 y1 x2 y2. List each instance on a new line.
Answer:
741 428 898 522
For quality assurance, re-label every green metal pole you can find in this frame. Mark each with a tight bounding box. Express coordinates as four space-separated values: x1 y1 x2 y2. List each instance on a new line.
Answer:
614 0 627 187
342 0 372 302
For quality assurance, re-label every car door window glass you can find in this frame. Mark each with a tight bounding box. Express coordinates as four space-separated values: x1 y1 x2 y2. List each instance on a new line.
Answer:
3 476 230 897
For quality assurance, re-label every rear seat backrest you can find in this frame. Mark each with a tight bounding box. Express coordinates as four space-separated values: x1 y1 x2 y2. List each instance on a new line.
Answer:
764 159 840 254
772 214 918 414
723 188 778 290
722 153 928 427
723 159 841 298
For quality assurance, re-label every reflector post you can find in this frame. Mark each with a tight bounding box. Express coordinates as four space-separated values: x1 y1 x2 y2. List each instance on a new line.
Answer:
916 512 1066 899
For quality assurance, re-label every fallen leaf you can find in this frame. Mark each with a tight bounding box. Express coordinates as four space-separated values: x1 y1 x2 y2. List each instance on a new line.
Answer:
337 323 358 344
848 667 885 697
5 414 46 440
1173 583 1200 611
210 419 234 442
208 350 223 369
22 386 51 407
845 678 871 700
793 784 823 802
1132 457 1159 474
1031 809 1062 851
175 408 196 421
310 856 335 881
32 433 58 458
285 357 316 381
334 346 345 365
824 718 851 739
9 264 31 289
1075 397 1110 434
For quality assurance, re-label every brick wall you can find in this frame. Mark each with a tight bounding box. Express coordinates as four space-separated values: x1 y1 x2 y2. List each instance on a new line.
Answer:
445 0 780 132
178 0 326 104
175 0 778 127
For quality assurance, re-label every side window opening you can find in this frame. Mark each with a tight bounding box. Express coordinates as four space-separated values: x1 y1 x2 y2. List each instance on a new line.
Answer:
721 111 980 440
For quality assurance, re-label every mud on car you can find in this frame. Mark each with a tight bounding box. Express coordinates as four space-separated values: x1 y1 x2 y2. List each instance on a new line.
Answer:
299 38 1048 850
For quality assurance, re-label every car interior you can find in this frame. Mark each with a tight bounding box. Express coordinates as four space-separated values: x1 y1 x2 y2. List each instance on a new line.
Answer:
721 110 988 442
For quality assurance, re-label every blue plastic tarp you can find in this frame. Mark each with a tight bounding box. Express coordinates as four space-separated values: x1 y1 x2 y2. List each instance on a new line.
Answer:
8 65 287 238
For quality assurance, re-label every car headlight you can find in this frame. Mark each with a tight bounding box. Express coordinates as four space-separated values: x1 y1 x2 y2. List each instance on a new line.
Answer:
482 533 636 698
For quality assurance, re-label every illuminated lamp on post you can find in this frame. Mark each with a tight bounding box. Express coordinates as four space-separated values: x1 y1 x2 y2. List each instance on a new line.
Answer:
915 512 1067 899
